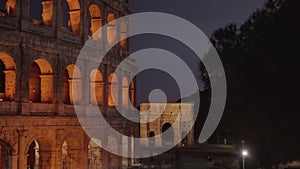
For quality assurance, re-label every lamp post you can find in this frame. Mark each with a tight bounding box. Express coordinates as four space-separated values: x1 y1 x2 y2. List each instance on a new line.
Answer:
242 150 248 169
241 140 248 169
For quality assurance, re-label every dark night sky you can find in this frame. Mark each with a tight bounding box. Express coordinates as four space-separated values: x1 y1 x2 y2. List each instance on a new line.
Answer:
129 0 266 36
129 0 266 104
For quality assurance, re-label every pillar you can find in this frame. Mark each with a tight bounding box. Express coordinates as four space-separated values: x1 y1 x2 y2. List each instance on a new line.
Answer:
4 70 16 101
40 75 53 103
68 79 82 105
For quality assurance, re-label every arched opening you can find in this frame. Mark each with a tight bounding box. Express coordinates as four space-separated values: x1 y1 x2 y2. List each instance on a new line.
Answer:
65 65 82 105
149 131 155 147
90 69 103 105
29 62 41 103
129 81 135 106
120 21 128 50
0 140 12 169
27 139 51 169
0 0 16 16
62 0 71 31
0 53 16 101
0 60 5 99
88 139 102 169
88 4 102 41
122 77 128 107
27 140 41 169
29 59 53 103
108 73 118 107
63 0 81 35
162 123 173 146
107 13 117 46
61 136 81 169
30 0 53 26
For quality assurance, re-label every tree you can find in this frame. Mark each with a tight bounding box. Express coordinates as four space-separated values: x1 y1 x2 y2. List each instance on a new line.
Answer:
201 0 300 168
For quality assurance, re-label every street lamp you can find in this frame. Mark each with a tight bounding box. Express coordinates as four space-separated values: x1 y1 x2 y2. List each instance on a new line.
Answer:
241 140 248 169
242 150 248 169
242 150 248 156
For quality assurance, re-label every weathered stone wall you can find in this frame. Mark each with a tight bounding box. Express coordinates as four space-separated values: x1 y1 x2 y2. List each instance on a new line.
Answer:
0 0 137 168
140 103 195 148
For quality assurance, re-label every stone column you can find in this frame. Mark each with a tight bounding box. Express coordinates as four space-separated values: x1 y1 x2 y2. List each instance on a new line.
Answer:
40 75 53 103
90 81 103 105
40 150 51 169
117 76 122 108
122 135 129 168
17 130 27 169
4 70 16 101
68 79 82 105
103 65 109 113
11 154 18 169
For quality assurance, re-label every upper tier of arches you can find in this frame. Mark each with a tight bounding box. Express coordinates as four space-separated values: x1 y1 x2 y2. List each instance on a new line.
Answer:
0 0 129 51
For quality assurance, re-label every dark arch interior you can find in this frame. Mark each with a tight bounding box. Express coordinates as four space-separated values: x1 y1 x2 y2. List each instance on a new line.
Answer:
27 141 38 169
62 0 71 31
0 139 12 169
162 123 171 133
149 131 155 137
30 0 43 22
29 62 41 103
0 0 7 13
0 59 5 93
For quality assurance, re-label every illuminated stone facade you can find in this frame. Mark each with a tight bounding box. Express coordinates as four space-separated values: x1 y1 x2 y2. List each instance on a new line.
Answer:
140 103 194 148
0 0 137 169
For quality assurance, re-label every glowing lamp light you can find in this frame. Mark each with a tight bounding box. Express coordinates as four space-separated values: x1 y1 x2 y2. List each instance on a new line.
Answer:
242 150 248 156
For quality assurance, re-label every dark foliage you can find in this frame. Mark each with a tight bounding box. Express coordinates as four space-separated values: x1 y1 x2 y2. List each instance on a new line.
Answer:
200 0 300 167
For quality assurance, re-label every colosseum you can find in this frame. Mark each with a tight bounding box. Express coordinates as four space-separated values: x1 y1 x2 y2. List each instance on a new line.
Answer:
0 0 138 168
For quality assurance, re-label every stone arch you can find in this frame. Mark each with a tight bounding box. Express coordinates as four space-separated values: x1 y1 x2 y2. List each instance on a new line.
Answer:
63 0 81 34
107 13 117 46
0 139 12 169
120 21 128 50
88 138 102 169
0 52 16 101
122 77 129 107
29 0 53 26
26 138 51 169
34 58 53 74
108 73 118 107
0 0 16 16
65 64 82 104
61 135 81 169
88 4 102 41
29 59 53 103
90 69 103 105
162 123 173 146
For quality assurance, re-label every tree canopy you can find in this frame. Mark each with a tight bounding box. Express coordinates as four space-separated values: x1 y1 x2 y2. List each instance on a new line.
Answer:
201 0 300 167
